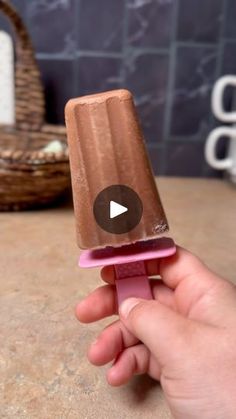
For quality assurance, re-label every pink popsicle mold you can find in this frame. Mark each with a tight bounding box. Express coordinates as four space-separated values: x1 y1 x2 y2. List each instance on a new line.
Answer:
79 237 176 306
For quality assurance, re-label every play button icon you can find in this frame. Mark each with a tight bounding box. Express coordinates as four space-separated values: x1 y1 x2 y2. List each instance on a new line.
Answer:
110 201 128 219
93 185 143 234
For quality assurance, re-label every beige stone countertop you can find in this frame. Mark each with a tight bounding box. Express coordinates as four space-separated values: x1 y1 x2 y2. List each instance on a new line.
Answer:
1 178 236 418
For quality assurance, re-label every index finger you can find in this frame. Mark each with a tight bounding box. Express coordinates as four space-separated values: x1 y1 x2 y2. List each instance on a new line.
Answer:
101 246 222 290
101 257 161 284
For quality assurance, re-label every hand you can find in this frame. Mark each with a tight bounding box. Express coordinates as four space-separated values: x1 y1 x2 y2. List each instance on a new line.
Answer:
76 247 236 419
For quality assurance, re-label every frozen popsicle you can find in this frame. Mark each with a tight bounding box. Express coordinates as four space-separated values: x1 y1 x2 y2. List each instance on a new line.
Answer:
65 89 176 307
65 89 169 250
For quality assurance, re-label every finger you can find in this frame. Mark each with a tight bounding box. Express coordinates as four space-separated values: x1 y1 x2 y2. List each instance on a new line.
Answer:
101 265 115 284
102 246 223 291
76 280 175 323
159 246 224 290
101 257 162 284
75 284 117 323
100 256 163 284
119 298 191 365
88 319 138 366
152 281 176 310
107 344 161 386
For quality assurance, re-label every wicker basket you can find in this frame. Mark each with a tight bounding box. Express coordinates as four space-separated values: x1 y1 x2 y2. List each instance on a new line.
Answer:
0 0 70 210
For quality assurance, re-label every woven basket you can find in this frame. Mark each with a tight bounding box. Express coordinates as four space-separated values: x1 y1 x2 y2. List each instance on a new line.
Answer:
0 0 70 210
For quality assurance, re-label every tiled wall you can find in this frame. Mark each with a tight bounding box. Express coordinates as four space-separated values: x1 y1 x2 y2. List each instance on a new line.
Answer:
1 0 236 177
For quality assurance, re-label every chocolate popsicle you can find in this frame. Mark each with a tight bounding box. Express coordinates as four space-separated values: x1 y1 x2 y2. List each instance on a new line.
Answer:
65 89 169 250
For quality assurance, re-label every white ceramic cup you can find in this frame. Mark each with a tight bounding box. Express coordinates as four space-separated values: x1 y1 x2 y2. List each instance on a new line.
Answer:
205 75 236 182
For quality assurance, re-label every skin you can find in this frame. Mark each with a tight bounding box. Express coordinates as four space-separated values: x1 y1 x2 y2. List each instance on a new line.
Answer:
76 247 236 419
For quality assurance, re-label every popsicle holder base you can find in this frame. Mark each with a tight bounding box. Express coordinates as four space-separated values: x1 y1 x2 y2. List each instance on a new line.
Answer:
79 237 176 306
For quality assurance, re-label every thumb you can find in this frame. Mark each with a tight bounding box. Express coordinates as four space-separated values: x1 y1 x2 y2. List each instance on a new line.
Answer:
119 297 191 365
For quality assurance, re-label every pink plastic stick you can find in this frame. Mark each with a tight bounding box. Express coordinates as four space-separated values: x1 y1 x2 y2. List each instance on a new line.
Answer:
115 261 153 306
79 237 176 307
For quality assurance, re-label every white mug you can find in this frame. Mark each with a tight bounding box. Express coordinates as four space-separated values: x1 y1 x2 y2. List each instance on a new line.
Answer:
205 75 236 182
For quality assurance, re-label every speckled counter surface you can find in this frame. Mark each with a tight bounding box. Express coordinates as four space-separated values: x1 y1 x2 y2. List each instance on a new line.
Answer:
1 178 236 419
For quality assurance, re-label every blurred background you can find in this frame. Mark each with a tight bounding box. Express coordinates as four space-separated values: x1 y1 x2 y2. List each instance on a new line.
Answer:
1 3 236 417
1 0 236 177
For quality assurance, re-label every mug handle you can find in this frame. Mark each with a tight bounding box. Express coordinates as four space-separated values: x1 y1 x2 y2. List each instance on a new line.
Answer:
212 75 236 123
205 127 234 170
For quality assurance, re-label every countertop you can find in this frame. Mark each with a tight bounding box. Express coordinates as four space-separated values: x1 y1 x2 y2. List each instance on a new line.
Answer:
1 178 236 419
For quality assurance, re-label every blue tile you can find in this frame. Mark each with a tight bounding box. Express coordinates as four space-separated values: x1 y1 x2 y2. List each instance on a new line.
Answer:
222 42 236 74
219 42 236 113
202 136 226 178
26 0 77 55
224 0 236 39
170 46 217 138
8 0 26 16
0 0 230 179
165 142 205 177
177 0 223 43
147 145 166 176
78 0 125 52
0 10 12 34
123 51 169 143
127 0 174 48
77 56 122 96
37 59 76 124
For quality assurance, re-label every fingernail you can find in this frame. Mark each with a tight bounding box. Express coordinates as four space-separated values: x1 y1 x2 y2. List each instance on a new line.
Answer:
119 298 140 319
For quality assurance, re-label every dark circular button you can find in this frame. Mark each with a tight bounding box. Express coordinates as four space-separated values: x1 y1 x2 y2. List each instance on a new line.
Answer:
93 185 143 235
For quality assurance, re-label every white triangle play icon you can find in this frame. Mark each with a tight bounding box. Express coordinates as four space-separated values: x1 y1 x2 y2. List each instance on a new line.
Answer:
110 201 128 219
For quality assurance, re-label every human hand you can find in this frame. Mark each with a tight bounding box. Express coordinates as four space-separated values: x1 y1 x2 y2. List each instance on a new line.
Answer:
76 247 236 419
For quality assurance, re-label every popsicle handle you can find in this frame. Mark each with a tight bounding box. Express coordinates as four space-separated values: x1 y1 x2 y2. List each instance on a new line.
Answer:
78 237 177 307
114 261 153 306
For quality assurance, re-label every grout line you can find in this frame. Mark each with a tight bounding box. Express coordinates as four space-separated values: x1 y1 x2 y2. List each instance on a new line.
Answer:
208 0 228 131
222 38 236 44
36 50 123 61
164 138 208 145
176 40 220 48
215 0 228 79
162 0 179 145
34 42 227 62
36 53 74 60
161 0 180 175
74 0 81 94
120 0 130 86
24 0 29 26
204 0 228 174
125 46 170 55
201 0 228 177
168 135 201 143
77 50 123 58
